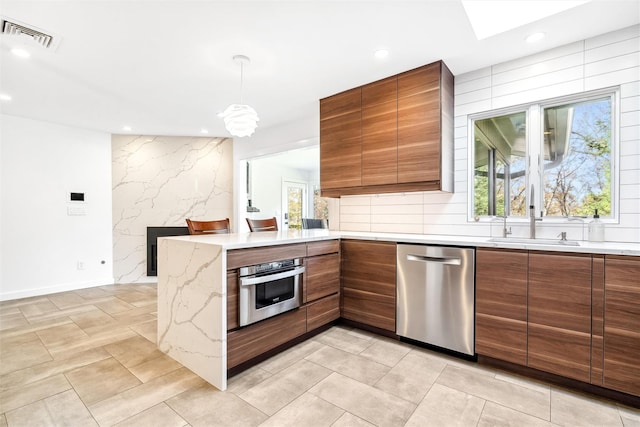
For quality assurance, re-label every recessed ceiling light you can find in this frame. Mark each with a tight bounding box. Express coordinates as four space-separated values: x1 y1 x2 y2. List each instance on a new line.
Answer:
526 32 546 43
0 94 12 101
123 126 132 131
200 129 209 134
11 48 30 58
375 49 389 59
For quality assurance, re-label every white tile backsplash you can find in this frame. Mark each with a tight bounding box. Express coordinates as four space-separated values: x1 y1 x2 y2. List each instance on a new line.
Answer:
338 25 640 243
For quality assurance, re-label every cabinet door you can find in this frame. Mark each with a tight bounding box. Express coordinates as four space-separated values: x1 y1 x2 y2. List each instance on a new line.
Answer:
306 253 340 302
362 76 397 186
320 88 362 191
397 62 442 184
475 248 528 366
603 256 640 396
227 307 307 369
306 240 340 257
591 255 605 386
528 252 592 382
341 240 396 331
307 294 340 332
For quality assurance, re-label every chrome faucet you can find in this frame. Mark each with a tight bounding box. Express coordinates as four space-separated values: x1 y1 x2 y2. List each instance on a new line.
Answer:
491 215 512 238
502 215 512 238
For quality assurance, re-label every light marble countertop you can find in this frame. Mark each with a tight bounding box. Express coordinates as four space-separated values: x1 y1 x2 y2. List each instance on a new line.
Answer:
161 229 640 256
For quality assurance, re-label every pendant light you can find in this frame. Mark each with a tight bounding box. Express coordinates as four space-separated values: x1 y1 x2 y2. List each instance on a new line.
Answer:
219 55 259 137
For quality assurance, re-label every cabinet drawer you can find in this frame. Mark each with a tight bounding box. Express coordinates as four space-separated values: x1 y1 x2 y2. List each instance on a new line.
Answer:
342 287 395 332
227 244 307 269
227 308 307 369
476 313 527 366
306 253 340 302
528 323 591 383
307 294 340 331
306 240 339 257
341 240 396 296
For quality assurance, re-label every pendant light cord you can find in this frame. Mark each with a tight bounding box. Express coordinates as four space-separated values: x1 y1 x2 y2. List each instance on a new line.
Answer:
239 60 244 104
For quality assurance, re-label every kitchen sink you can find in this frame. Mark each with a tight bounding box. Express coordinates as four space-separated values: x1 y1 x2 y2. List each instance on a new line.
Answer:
487 237 580 246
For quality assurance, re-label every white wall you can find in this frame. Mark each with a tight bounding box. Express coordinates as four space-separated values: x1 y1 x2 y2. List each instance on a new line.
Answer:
0 115 114 300
249 157 315 229
338 25 640 243
233 116 319 232
112 135 233 283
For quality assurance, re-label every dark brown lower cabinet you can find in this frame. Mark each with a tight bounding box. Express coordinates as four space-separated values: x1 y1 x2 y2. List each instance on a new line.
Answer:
475 248 528 366
528 252 592 383
591 255 605 386
305 253 340 303
227 307 307 369
305 245 340 332
307 294 340 331
341 240 396 332
603 255 640 396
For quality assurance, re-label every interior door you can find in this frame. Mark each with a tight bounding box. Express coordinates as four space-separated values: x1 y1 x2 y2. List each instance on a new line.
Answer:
282 181 307 230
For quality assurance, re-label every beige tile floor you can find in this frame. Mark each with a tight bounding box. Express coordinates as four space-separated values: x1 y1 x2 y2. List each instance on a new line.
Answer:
1 283 639 427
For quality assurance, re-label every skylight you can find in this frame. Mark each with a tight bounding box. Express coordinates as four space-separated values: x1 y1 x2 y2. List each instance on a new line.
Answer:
462 0 590 40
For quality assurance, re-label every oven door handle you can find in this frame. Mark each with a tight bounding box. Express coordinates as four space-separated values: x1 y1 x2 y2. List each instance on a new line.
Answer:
239 266 306 286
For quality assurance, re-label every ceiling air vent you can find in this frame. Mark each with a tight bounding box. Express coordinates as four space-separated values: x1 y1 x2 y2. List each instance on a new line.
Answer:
1 18 56 49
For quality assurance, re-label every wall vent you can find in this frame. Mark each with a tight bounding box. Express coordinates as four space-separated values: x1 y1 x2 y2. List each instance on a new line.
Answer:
1 18 55 49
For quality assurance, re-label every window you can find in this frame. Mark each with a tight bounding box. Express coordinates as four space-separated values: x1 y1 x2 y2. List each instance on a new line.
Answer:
473 111 527 217
471 91 615 219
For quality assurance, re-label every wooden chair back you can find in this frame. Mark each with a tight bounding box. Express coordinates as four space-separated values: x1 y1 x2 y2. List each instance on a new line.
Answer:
186 218 231 235
246 217 278 232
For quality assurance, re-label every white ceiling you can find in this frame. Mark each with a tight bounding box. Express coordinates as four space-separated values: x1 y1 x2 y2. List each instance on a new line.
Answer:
1 1 638 139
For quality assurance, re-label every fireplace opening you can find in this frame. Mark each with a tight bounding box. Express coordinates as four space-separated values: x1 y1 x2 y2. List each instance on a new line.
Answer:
146 226 190 276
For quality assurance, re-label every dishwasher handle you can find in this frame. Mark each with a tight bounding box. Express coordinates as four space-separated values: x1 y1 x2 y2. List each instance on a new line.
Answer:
406 254 462 266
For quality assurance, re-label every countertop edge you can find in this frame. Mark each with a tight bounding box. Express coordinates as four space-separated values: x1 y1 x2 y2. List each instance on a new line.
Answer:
158 230 640 256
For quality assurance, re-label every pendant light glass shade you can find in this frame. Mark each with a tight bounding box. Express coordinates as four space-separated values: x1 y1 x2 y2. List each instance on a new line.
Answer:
219 55 259 137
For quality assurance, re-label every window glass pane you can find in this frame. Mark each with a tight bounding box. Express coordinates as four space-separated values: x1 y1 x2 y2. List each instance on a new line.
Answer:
473 163 490 216
542 98 611 217
473 111 527 217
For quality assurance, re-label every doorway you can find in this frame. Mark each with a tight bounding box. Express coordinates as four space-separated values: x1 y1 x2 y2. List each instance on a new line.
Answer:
282 180 307 230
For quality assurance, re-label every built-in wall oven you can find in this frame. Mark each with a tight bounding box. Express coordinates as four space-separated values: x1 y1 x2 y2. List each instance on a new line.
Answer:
239 258 305 326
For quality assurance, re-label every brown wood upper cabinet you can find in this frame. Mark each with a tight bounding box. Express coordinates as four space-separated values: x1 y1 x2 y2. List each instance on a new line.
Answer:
320 60 454 197
320 88 362 191
362 76 397 186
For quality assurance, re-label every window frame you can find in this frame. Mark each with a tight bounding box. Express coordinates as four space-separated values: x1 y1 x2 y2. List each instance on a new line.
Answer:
468 87 619 224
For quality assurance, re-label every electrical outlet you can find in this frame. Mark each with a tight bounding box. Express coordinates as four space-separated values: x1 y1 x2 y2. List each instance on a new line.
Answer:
77 261 85 270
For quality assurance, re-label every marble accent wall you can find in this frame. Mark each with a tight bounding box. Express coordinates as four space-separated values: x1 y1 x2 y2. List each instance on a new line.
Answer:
112 134 233 283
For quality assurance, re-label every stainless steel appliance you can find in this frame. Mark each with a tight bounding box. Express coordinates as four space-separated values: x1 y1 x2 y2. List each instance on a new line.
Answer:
397 244 475 356
239 258 305 326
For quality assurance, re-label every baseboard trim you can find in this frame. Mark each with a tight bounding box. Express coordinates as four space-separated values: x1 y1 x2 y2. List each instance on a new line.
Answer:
0 278 115 301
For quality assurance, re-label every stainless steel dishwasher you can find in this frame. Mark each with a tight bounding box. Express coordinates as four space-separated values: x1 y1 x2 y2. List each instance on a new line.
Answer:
396 244 475 356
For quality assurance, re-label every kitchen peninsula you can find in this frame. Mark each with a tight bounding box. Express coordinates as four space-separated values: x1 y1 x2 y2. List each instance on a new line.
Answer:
157 229 640 395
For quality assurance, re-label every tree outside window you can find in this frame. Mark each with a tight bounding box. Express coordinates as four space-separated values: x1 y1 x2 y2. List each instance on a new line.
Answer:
472 92 613 219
